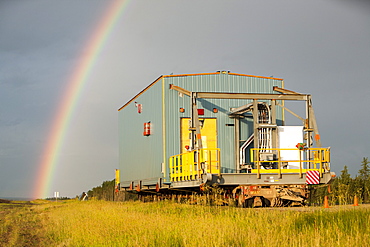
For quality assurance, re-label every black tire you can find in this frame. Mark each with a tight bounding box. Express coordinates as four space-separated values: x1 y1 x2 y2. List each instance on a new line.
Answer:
262 197 271 207
244 198 254 208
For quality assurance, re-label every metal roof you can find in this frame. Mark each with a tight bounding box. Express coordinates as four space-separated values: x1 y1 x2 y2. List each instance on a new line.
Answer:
118 71 283 111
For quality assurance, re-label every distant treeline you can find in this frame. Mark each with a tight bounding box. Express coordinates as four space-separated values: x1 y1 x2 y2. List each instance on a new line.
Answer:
46 196 71 200
87 180 115 201
86 158 370 205
309 157 370 205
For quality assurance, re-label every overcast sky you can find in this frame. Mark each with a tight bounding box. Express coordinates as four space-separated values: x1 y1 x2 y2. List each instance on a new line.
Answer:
1 0 369 199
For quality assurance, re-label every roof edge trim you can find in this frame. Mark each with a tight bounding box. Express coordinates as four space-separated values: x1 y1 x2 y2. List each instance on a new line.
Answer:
228 72 283 81
118 72 284 111
118 75 164 111
163 72 221 78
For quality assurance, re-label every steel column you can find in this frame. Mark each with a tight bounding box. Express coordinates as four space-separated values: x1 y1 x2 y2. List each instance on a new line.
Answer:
234 117 240 173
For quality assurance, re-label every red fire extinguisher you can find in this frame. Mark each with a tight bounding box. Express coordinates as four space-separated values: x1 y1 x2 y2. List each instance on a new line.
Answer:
143 122 151 136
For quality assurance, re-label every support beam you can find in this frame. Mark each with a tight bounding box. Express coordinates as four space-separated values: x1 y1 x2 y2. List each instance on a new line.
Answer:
196 92 309 101
309 102 322 148
273 86 301 95
252 100 260 179
271 100 277 149
169 84 191 96
169 84 309 101
234 117 240 173
276 102 305 125
190 92 203 150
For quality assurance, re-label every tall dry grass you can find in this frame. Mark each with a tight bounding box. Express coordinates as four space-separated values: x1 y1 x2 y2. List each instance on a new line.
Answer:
0 200 51 246
43 200 370 246
1 200 370 246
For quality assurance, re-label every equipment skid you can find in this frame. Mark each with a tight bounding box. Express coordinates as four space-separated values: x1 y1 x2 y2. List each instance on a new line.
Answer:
116 71 334 207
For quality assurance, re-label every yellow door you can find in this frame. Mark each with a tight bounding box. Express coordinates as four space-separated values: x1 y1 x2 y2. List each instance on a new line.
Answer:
180 118 217 152
180 118 219 174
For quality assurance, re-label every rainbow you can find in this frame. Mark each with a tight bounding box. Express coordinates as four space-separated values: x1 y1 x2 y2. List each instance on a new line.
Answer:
34 0 132 199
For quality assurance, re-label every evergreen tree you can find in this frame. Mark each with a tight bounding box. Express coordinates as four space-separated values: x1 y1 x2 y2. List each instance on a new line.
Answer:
358 157 370 203
353 175 364 203
87 179 115 201
339 165 351 185
358 157 370 180
335 165 353 204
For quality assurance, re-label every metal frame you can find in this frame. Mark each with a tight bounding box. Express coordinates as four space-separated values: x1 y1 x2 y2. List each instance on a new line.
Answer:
168 84 328 184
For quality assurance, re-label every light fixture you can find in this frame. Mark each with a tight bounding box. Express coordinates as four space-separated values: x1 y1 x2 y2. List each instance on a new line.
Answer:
197 109 204 115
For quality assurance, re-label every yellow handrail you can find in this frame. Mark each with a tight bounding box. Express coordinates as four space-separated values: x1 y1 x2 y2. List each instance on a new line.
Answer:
250 147 330 178
169 148 220 182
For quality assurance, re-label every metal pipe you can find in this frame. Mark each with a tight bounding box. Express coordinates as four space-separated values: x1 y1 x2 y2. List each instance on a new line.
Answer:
235 117 240 173
253 100 260 179
240 134 254 167
299 151 303 178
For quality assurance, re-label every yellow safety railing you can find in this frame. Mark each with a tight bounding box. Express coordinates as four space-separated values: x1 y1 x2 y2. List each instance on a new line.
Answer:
169 148 220 182
250 147 330 178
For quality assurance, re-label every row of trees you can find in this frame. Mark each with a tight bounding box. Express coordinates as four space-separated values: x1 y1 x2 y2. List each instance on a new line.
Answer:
309 157 370 205
87 179 115 201
46 196 70 201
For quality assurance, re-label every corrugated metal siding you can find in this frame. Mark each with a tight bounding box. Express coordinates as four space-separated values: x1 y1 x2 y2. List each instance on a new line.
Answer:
118 72 284 185
164 73 283 173
118 80 164 185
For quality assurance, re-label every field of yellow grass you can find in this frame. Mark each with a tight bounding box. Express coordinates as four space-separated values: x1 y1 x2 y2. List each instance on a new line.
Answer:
1 199 370 246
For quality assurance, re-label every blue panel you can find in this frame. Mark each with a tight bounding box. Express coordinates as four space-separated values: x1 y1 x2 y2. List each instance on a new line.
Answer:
118 72 284 185
118 80 164 185
163 72 283 173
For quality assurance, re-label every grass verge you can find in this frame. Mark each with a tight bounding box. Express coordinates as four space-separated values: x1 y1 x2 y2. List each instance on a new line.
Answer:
1 200 369 246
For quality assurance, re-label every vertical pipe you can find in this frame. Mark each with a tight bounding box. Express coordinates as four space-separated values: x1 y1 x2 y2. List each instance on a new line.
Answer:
253 100 260 179
257 150 260 179
281 80 285 125
162 78 167 181
190 92 195 150
195 151 200 179
271 99 277 149
319 149 323 178
235 117 240 173
169 157 172 181
209 150 212 174
218 149 221 177
306 95 312 168
191 92 203 150
299 150 303 178
278 149 282 179
253 99 259 148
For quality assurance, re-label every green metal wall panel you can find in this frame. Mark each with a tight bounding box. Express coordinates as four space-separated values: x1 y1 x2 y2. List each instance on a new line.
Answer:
164 72 283 173
118 72 284 185
118 80 164 186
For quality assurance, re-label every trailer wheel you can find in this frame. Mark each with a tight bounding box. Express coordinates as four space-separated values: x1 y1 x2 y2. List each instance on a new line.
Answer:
261 197 271 207
271 197 283 207
244 198 254 208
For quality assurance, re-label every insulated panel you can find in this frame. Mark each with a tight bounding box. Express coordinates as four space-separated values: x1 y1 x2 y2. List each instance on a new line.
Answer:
118 72 286 186
164 73 284 173
278 126 303 169
118 80 164 185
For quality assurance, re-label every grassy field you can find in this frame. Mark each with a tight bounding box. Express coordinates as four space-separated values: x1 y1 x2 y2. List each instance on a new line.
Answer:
1 199 369 247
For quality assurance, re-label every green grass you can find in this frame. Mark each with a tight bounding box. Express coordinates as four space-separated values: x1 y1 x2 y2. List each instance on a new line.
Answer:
1 200 370 246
